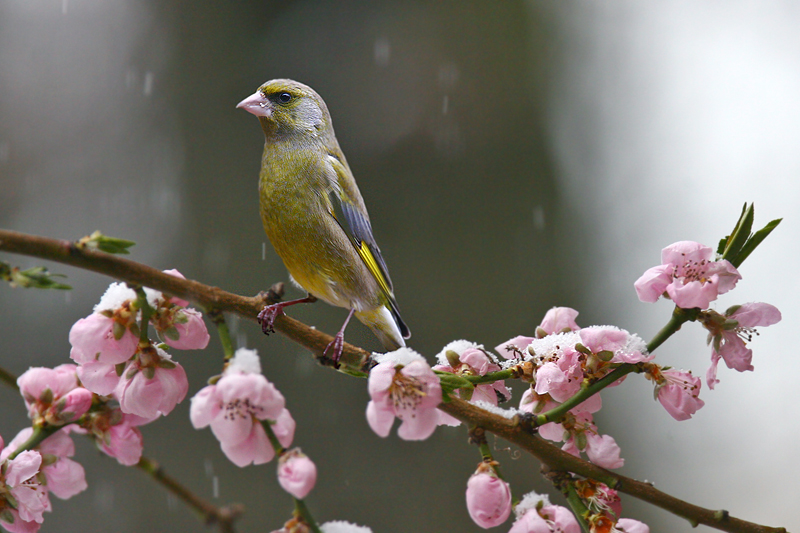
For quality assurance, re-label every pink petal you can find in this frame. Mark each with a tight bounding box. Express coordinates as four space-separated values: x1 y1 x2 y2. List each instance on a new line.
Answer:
366 400 395 438
465 472 512 528
731 302 782 327
585 433 624 469
220 422 275 467
539 307 580 334
634 265 672 303
76 361 120 396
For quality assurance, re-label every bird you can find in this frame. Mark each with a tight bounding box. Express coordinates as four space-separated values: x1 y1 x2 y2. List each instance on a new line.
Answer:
237 79 410 361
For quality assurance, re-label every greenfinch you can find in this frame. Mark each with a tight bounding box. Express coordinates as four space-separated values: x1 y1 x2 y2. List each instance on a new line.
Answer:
237 79 410 359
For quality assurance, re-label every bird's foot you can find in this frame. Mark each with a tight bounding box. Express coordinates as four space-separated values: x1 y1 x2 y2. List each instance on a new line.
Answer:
321 308 355 365
257 294 317 335
257 303 284 335
322 332 345 364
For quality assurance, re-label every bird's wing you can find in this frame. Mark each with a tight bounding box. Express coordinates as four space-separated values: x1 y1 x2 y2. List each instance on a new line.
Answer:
326 153 410 338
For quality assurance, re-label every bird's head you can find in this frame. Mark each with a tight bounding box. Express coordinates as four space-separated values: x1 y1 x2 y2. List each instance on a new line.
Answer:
237 79 332 139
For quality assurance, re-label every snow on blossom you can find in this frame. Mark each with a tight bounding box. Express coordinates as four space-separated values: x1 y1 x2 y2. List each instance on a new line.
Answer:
433 341 510 426
190 348 289 467
366 350 442 441
465 463 512 529
634 241 741 309
705 302 781 389
510 492 581 533
319 521 374 533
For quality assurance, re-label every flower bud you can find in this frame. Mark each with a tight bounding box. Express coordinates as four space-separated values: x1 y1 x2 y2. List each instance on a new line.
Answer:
465 462 511 528
277 449 317 499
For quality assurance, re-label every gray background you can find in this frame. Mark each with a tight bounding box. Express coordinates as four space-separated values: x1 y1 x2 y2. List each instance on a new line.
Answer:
1 1 797 532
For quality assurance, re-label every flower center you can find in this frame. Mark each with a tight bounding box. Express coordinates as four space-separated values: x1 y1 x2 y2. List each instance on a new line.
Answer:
389 374 426 411
223 398 263 421
674 256 711 284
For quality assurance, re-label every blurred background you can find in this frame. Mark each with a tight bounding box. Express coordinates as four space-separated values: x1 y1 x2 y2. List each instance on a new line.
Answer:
1 1 798 531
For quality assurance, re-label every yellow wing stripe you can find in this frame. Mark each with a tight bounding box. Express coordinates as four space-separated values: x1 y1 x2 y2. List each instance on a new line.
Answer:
357 241 392 297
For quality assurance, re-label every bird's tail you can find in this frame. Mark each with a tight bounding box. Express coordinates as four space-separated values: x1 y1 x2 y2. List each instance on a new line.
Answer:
356 306 409 352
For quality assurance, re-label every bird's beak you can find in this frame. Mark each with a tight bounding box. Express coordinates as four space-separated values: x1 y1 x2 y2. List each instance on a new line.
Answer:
237 91 272 118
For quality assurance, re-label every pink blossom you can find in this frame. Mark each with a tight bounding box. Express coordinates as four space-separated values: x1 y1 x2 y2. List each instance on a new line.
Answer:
509 502 580 533
114 348 188 419
434 342 510 427
616 518 650 532
97 414 146 466
162 308 210 350
69 313 137 365
366 356 442 441
495 336 535 359
465 463 512 528
634 241 741 309
536 408 624 469
191 349 288 467
2 429 87 501
508 508 550 533
575 479 622 519
706 302 781 389
17 365 93 424
539 307 580 335
579 328 628 354
585 433 624 469
277 449 317 499
533 347 582 402
0 508 41 533
656 370 704 421
1 450 49 526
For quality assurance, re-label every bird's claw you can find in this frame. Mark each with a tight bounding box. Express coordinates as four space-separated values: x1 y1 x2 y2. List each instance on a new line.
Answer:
323 333 345 364
257 304 284 335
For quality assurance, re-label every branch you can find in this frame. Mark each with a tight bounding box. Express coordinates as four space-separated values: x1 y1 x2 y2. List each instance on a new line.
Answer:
0 230 371 373
438 400 785 533
0 229 786 533
137 457 244 532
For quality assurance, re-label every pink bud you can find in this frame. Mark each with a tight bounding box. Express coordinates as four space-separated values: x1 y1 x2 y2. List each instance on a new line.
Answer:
54 387 94 423
277 449 317 499
163 308 210 350
465 464 512 528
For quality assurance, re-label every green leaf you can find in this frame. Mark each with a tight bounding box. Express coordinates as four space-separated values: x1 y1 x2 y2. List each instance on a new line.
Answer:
435 371 474 401
720 203 754 263
732 217 782 268
1 263 72 290
78 230 136 255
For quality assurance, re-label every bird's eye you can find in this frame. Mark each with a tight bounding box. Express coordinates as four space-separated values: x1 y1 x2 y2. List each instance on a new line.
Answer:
277 92 292 104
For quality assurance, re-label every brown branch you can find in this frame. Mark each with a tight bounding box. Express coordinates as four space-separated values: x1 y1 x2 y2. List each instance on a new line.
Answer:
137 457 244 532
0 229 787 533
0 229 371 373
438 399 785 533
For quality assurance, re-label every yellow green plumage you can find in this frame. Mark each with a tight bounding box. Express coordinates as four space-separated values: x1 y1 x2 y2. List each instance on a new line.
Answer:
238 79 409 353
